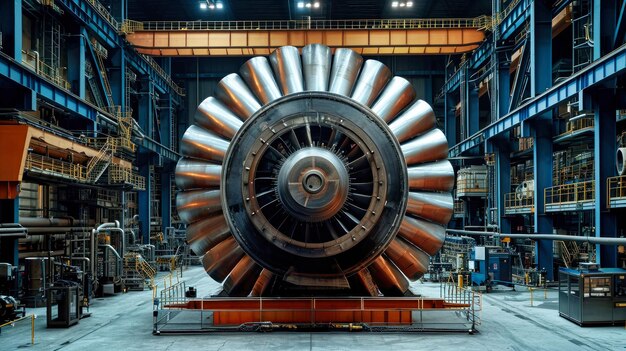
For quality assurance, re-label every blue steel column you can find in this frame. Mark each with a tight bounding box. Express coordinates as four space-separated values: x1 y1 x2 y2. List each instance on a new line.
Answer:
594 0 618 60
110 48 126 108
498 55 510 119
444 93 457 147
67 30 86 99
138 80 154 244
0 198 20 295
0 0 22 62
492 137 512 234
532 120 554 280
463 66 479 137
530 0 552 96
593 94 617 266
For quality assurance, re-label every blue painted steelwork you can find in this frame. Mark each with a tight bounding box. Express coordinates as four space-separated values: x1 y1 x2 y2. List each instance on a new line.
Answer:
533 120 554 280
160 172 172 230
138 81 153 244
443 66 462 93
67 29 87 99
594 97 618 267
614 0 626 49
0 52 98 121
444 93 457 147
449 44 626 157
499 0 530 41
55 0 182 100
493 139 511 234
0 198 20 296
469 40 492 70
83 27 111 106
0 0 23 61
530 0 552 96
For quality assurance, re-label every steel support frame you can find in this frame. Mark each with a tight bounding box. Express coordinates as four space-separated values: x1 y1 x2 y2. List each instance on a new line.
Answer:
0 198 19 295
592 92 618 266
490 137 512 235
67 27 87 99
138 80 154 245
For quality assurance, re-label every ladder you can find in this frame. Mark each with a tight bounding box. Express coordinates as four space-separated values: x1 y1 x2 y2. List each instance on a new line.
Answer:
85 61 106 108
91 39 115 107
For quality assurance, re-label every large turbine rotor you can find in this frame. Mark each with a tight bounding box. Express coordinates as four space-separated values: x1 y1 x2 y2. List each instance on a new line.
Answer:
176 44 453 297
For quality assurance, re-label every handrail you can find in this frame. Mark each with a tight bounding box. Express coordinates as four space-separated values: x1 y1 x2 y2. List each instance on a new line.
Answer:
504 192 534 212
607 175 626 208
544 180 595 210
0 314 36 345
124 16 490 33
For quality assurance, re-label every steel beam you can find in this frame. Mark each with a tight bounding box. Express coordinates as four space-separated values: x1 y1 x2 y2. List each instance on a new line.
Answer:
126 28 485 56
532 119 554 281
0 0 22 62
67 28 87 99
499 0 530 41
595 0 618 60
449 44 626 157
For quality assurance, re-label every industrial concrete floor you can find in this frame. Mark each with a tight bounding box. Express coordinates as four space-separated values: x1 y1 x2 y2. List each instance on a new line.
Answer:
1 266 624 351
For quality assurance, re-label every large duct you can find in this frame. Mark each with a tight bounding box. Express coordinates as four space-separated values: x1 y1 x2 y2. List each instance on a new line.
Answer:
176 44 453 297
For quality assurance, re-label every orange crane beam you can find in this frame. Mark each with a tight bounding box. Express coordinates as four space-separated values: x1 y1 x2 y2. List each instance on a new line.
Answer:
126 28 485 56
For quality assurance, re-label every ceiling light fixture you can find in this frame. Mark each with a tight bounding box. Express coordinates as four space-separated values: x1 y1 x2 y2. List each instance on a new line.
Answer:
391 1 398 7
297 1 304 8
406 1 413 7
313 2 320 8
305 2 311 8
200 2 207 9
216 2 223 9
209 3 215 9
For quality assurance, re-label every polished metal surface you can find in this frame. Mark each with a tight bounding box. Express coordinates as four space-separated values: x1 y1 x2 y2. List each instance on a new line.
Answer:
302 44 332 91
406 191 454 225
214 73 261 119
407 161 455 192
181 125 229 162
385 237 430 280
398 215 446 256
176 44 453 297
186 213 231 256
370 76 416 122
195 96 243 140
174 158 221 190
250 269 273 297
222 255 262 296
351 60 391 106
368 255 409 296
176 189 221 224
388 99 436 143
201 236 245 282
239 56 282 104
401 128 449 166
269 45 304 95
328 48 363 96
276 147 349 222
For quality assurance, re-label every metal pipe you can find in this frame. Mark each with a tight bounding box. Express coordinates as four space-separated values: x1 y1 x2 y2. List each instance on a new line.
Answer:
70 257 91 275
23 227 92 234
100 244 122 277
446 229 626 245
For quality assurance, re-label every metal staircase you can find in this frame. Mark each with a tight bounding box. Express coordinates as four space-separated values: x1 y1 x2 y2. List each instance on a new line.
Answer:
123 253 156 291
86 137 115 183
85 61 106 108
90 39 115 107
557 240 581 268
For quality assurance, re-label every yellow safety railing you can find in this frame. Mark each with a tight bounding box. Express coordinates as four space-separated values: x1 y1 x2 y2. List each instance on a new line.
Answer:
126 16 490 33
108 164 146 190
456 171 488 196
504 192 535 212
453 200 465 216
85 0 120 30
21 52 71 91
0 314 36 345
564 117 594 135
544 180 595 209
607 175 626 208
25 153 86 181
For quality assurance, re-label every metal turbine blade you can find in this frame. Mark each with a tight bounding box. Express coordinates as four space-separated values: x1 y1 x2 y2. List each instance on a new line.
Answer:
186 213 231 256
388 99 436 143
215 73 261 119
201 236 245 283
195 96 243 139
398 215 446 256
370 77 416 122
367 255 410 296
181 125 229 162
407 161 455 192
176 189 221 224
302 44 332 91
175 159 221 190
351 60 391 106
401 128 448 166
222 256 263 296
240 56 282 104
328 48 363 96
269 45 304 95
385 237 430 281
406 192 454 225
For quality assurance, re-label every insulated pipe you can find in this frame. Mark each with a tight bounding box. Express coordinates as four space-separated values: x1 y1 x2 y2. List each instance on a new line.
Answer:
100 244 122 277
446 229 626 245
